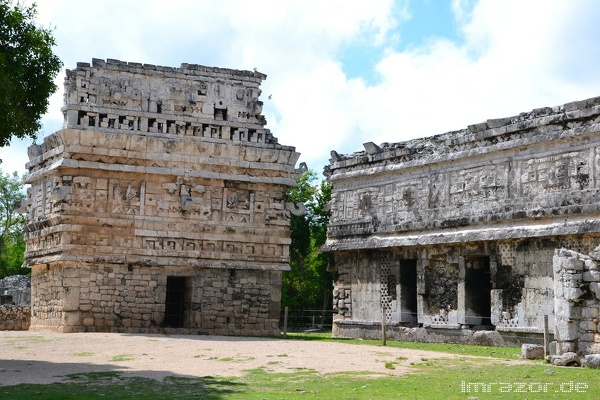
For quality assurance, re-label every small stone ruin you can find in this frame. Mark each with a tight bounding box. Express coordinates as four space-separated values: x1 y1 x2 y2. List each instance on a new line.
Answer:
0 275 31 330
23 59 302 334
0 275 31 306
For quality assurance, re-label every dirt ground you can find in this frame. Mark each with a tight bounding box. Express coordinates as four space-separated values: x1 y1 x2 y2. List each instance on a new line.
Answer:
0 330 472 386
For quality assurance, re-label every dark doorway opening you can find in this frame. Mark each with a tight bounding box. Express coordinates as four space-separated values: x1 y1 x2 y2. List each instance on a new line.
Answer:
164 276 187 328
400 259 418 323
465 257 492 327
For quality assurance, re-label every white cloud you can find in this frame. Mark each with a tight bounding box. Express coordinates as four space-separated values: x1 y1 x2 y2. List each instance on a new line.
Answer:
2 0 600 177
353 0 600 150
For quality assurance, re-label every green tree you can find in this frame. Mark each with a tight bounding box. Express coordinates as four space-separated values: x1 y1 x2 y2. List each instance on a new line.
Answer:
0 170 27 278
0 0 62 147
283 171 333 315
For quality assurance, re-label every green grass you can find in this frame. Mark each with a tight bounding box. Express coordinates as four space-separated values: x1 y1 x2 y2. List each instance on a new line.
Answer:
0 372 243 400
2 334 598 399
284 331 522 359
109 354 135 362
2 362 598 399
3 335 60 349
217 356 255 362
73 352 94 357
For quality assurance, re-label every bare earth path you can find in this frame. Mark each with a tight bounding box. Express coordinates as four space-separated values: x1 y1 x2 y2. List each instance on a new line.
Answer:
1 331 472 386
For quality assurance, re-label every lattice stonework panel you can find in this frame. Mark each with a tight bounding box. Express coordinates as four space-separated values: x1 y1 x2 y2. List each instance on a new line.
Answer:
379 255 394 323
498 242 514 266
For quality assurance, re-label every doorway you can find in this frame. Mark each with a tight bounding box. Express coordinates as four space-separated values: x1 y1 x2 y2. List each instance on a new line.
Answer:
464 257 492 326
400 259 418 323
164 276 187 328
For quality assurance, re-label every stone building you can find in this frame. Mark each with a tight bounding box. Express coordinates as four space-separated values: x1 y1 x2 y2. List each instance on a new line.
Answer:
23 59 302 334
323 96 600 354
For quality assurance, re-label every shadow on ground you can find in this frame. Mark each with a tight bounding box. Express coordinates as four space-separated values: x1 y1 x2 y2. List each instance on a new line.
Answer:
0 359 244 399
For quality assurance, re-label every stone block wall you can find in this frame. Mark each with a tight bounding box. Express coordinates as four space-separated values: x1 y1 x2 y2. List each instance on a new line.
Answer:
553 248 600 354
325 95 600 353
30 261 281 335
331 235 600 348
23 59 299 334
0 306 31 331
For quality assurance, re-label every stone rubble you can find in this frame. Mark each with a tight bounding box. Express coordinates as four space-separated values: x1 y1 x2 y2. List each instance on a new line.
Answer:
581 354 600 368
548 352 581 367
521 344 545 360
0 306 31 330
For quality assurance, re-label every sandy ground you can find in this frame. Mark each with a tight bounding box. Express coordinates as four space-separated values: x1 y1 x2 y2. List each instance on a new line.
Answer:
1 330 476 386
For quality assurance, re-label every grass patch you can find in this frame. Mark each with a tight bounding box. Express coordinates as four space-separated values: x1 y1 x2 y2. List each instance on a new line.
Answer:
217 356 255 362
109 354 135 362
0 371 244 399
73 352 94 357
4 362 598 399
284 331 521 359
2 333 597 398
2 357 599 399
3 335 60 349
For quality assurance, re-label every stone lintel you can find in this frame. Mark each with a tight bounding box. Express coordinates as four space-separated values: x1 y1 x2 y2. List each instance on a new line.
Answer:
24 255 291 271
322 216 600 251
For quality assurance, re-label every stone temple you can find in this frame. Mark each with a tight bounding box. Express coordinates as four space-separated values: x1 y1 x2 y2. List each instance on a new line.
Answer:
23 59 302 334
323 96 600 355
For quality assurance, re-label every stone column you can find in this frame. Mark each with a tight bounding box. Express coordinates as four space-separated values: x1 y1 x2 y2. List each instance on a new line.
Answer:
553 249 586 353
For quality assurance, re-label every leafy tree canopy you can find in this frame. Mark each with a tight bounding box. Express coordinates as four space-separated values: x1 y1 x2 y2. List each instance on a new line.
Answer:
0 0 62 147
283 171 332 312
0 169 27 278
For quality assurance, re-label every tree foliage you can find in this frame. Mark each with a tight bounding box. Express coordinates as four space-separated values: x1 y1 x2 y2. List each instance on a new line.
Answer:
283 171 332 311
0 170 27 278
0 0 62 147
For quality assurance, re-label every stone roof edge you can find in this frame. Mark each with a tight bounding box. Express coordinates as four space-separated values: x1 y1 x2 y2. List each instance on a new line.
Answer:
326 95 600 173
24 157 299 187
321 215 600 251
72 58 267 81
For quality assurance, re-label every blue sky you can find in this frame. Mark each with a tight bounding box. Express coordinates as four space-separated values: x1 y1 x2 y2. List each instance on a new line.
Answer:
2 0 600 177
341 1 461 83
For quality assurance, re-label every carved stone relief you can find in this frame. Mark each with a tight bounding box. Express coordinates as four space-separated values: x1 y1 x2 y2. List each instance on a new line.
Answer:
110 181 143 215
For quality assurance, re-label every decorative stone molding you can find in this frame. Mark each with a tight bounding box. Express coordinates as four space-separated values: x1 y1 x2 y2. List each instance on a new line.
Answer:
23 60 300 334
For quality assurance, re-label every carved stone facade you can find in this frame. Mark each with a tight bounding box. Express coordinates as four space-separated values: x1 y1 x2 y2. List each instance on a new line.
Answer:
324 96 600 354
24 59 302 334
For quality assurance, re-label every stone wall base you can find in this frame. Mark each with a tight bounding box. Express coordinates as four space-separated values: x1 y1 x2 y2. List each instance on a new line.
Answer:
332 321 548 348
30 262 283 336
0 306 31 331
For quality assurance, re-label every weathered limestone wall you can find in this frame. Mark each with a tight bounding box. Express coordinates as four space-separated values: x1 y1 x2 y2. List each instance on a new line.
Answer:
24 150 294 269
0 275 31 306
0 306 31 331
331 237 587 344
30 262 280 335
553 249 600 355
24 59 300 334
325 96 600 352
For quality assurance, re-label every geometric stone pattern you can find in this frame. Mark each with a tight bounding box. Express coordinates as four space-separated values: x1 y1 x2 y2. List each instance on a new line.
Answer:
324 96 600 250
379 254 394 323
24 59 300 334
325 95 600 353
